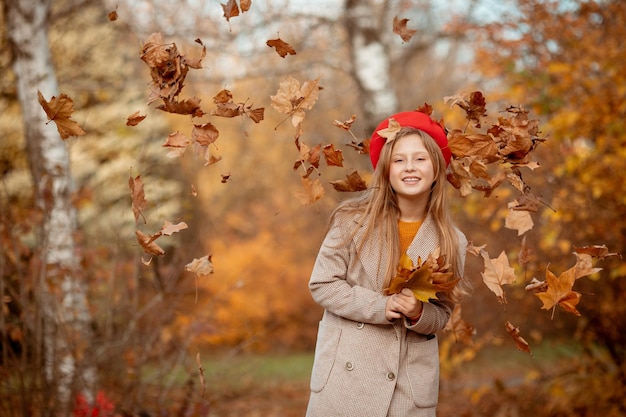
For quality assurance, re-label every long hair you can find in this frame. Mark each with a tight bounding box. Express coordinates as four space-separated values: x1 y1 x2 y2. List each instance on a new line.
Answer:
328 127 470 302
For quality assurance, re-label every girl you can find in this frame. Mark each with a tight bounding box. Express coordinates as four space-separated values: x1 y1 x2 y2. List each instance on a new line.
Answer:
306 111 470 417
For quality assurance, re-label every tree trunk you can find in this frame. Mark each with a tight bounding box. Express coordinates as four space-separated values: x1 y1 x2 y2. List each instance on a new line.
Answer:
4 0 95 413
344 0 398 132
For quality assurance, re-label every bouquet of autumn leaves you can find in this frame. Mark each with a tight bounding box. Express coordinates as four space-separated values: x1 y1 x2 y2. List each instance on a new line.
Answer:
384 249 458 302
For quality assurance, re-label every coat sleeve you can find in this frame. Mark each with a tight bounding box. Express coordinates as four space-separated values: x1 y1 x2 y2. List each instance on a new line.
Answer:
308 219 390 325
405 228 468 335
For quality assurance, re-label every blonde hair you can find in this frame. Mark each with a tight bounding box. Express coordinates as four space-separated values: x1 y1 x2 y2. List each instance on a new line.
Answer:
329 127 470 302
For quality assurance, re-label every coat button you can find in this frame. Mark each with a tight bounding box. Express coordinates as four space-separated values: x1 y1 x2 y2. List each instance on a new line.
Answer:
345 362 354 371
356 322 364 329
386 372 395 381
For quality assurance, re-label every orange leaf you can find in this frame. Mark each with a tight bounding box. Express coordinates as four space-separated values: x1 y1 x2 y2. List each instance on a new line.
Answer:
192 123 219 146
295 177 324 206
505 321 532 355
37 91 86 139
126 110 146 126
393 16 417 42
329 171 367 192
444 304 475 345
135 230 165 256
480 249 517 303
535 266 581 319
333 114 356 131
266 38 297 58
162 131 190 158
323 144 344 167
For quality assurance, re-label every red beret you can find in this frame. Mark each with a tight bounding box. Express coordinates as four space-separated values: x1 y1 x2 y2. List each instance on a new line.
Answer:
369 111 450 169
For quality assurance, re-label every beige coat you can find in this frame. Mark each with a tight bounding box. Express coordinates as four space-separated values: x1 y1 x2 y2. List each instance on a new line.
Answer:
306 213 467 417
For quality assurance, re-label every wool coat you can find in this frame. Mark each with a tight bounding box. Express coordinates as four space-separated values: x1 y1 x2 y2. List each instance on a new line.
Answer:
306 212 467 417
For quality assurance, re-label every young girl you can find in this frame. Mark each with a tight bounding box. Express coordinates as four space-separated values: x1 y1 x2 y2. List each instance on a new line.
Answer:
306 111 470 417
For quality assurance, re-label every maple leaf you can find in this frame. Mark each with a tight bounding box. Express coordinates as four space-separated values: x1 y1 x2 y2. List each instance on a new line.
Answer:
185 255 214 276
295 177 324 206
266 38 297 58
323 144 344 167
384 252 459 303
535 267 582 319
160 221 188 236
444 304 475 345
505 321 532 355
329 171 367 192
183 38 207 70
192 123 219 146
505 199 534 236
518 235 534 266
333 114 356 131
126 110 146 126
393 16 417 42
414 103 434 116
271 76 321 127
447 130 499 162
294 142 321 173
162 131 191 158
128 173 147 223
447 159 473 197
574 244 620 260
37 91 86 139
157 97 204 117
445 91 487 128
211 89 264 123
221 0 239 21
376 117 402 141
480 249 517 303
135 230 165 256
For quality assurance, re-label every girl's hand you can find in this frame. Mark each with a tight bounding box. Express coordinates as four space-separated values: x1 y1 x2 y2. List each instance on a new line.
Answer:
385 296 403 321
394 288 423 320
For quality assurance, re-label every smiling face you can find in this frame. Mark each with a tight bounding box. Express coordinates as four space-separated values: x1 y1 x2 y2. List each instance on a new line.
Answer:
388 133 436 210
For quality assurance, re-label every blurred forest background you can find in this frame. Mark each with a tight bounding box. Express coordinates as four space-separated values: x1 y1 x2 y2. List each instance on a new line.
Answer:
1 0 624 416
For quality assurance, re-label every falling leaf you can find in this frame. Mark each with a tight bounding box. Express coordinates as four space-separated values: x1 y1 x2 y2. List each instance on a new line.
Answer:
445 91 487 128
518 235 534 266
135 230 165 256
129 173 147 223
37 91 86 139
192 123 219 146
323 144 344 167
447 131 499 162
196 353 206 398
376 117 402 141
393 16 417 42
108 6 118 21
384 252 459 303
444 304 475 345
267 38 296 58
505 200 534 236
480 249 517 303
329 171 367 192
160 221 188 236
126 110 146 126
505 321 532 355
221 0 239 21
271 76 321 127
185 255 214 276
574 244 620 260
221 173 231 183
333 114 356 131
295 177 325 206
162 131 191 158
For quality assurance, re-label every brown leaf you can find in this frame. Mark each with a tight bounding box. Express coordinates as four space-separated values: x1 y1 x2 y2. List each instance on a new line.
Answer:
221 0 239 21
505 321 532 355
444 304 475 345
160 221 188 236
445 91 487 128
393 16 417 42
574 244 620 260
107 6 118 21
480 249 517 303
505 200 534 236
37 91 86 139
135 230 165 256
295 177 325 206
129 173 147 223
333 114 356 131
447 130 499 162
270 76 321 127
267 38 297 58
185 255 214 276
162 131 191 158
157 97 204 117
535 267 581 318
329 171 367 192
126 110 146 126
323 144 344 167
192 123 219 146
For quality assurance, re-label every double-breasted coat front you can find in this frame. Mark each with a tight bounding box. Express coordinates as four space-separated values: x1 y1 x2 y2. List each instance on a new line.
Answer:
306 212 467 417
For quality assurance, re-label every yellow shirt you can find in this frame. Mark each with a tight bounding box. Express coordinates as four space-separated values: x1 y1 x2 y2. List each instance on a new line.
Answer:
398 219 423 255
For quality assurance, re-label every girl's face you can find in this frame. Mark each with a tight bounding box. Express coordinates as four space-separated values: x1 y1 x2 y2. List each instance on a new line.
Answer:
388 133 436 206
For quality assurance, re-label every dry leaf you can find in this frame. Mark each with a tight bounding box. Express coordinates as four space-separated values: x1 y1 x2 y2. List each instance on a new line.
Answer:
37 91 86 139
505 321 532 355
267 38 296 57
393 16 417 42
329 171 367 192
129 173 147 223
480 249 517 303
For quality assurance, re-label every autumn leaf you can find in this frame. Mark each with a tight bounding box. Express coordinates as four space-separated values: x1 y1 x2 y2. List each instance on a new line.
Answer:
107 6 118 21
384 252 459 303
266 38 296 58
393 16 417 42
221 0 239 21
211 89 264 123
333 114 356 131
329 171 367 192
535 268 581 319
444 304 475 345
192 123 219 146
271 76 321 127
135 230 165 256
574 244 620 260
444 91 487 128
294 142 321 173
505 321 532 355
295 177 325 206
126 110 146 126
129 173 147 223
185 255 214 276
480 249 517 303
447 131 499 162
376 117 402 141
160 221 188 236
162 131 191 158
37 91 86 139
505 200 534 236
323 144 344 167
